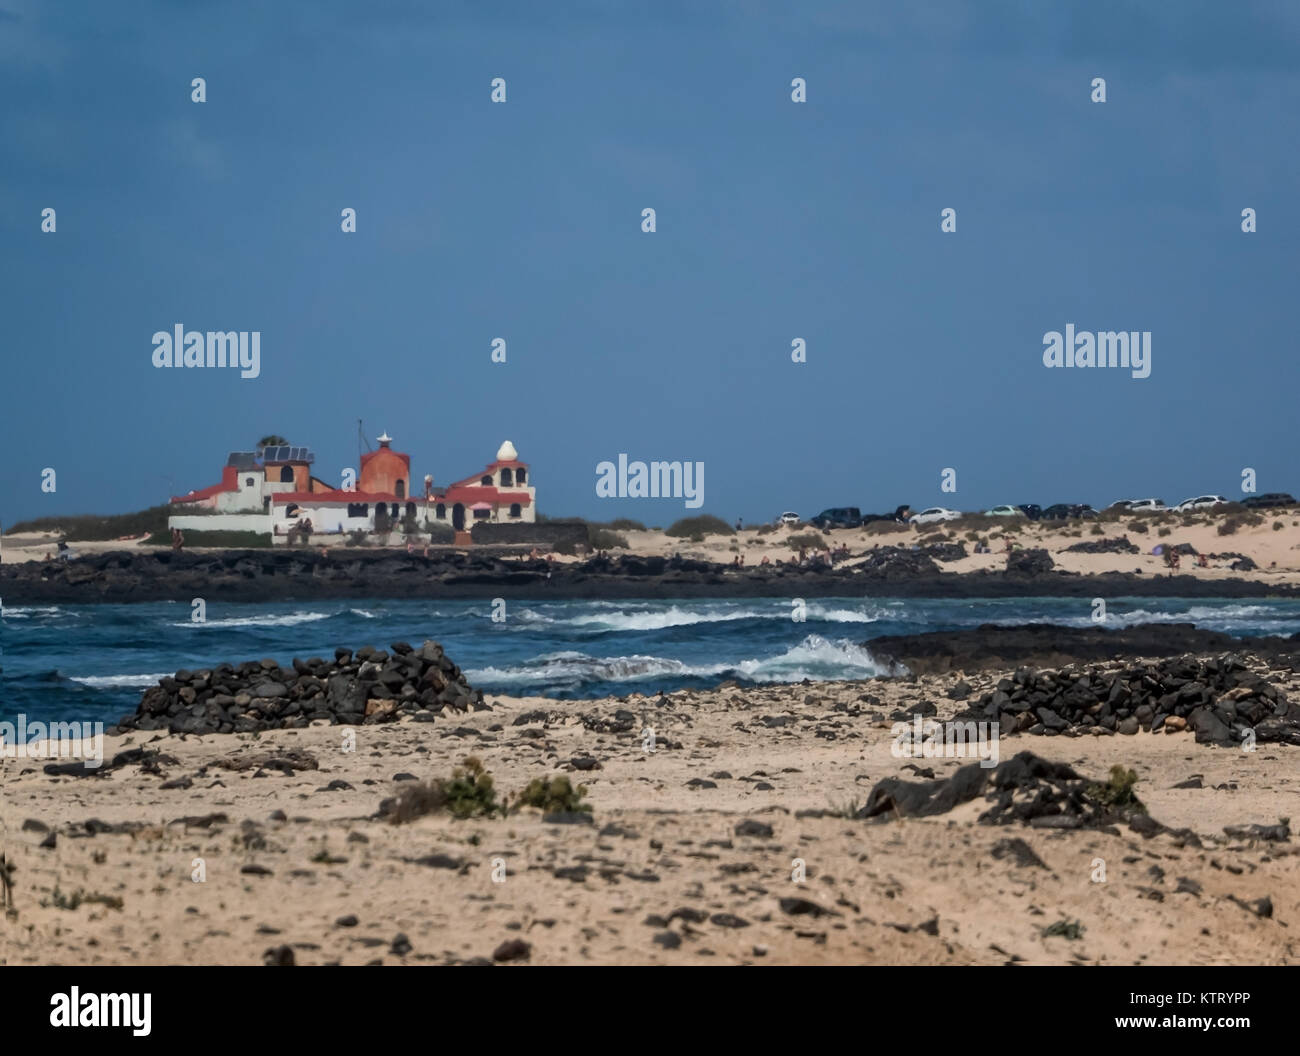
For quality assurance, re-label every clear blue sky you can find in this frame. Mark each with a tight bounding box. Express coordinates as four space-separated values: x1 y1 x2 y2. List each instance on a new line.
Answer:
2 1 1298 526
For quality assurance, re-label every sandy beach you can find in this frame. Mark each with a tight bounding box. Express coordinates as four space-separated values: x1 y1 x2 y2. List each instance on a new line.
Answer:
3 662 1296 966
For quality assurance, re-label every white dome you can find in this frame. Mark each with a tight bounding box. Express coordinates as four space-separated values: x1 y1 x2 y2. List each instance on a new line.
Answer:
496 440 518 462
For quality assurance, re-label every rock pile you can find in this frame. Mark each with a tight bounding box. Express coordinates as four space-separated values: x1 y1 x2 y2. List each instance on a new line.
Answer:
860 547 940 578
115 640 485 735
1065 536 1140 555
1006 548 1054 574
919 541 968 563
959 653 1299 746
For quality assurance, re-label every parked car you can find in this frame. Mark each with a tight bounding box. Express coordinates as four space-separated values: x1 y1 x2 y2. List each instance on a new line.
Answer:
1106 499 1134 511
776 511 801 526
911 506 962 526
810 507 861 529
1044 503 1098 520
985 505 1027 518
1242 492 1296 509
862 504 913 525
1116 498 1167 513
1016 504 1043 520
1173 495 1228 512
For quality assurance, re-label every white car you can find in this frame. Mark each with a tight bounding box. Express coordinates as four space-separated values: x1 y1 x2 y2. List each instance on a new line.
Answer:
985 505 1027 517
1174 495 1228 512
1124 498 1168 513
911 506 962 526
777 511 801 526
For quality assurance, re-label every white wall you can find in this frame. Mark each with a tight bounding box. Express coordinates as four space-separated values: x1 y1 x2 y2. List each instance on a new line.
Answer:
169 514 274 534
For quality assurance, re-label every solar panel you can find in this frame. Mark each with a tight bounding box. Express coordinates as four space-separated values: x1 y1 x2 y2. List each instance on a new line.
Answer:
255 444 315 463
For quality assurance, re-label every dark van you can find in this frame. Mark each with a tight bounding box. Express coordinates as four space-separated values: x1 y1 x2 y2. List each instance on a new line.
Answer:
810 507 862 529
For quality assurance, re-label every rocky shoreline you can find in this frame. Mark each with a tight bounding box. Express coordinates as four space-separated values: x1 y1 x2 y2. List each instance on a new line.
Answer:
3 547 1297 603
863 623 1300 674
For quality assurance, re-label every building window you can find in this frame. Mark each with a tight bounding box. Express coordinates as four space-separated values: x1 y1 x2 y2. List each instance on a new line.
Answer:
509 503 521 519
405 502 416 517
245 477 255 488
516 468 526 484
480 475 491 486
396 480 405 499
436 504 446 520
390 503 399 519
279 466 294 483
500 468 513 486
347 503 368 518
473 508 491 520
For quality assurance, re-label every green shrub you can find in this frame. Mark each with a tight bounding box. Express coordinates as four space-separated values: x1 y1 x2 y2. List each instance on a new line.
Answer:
1274 521 1284 531
787 532 824 550
1086 765 1145 813
1129 520 1148 534
382 756 501 823
666 515 733 538
606 518 646 532
347 529 369 547
514 775 591 815
424 521 454 544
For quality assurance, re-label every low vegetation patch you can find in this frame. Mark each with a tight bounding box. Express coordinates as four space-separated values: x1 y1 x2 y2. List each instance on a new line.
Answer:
587 527 629 549
666 514 734 538
1085 765 1146 814
8 504 202 541
1219 512 1264 535
381 756 502 822
514 775 591 815
41 886 123 911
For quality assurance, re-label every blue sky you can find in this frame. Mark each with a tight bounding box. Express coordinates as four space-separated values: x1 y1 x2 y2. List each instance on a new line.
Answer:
2 0 1298 526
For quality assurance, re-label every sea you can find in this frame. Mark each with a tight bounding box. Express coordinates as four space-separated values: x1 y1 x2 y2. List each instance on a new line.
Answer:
5 596 1300 726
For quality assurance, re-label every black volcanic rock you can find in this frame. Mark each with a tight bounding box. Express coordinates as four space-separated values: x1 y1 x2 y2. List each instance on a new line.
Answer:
864 622 1300 674
1006 548 1054 574
112 639 484 735
1065 536 1140 555
859 751 1161 832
